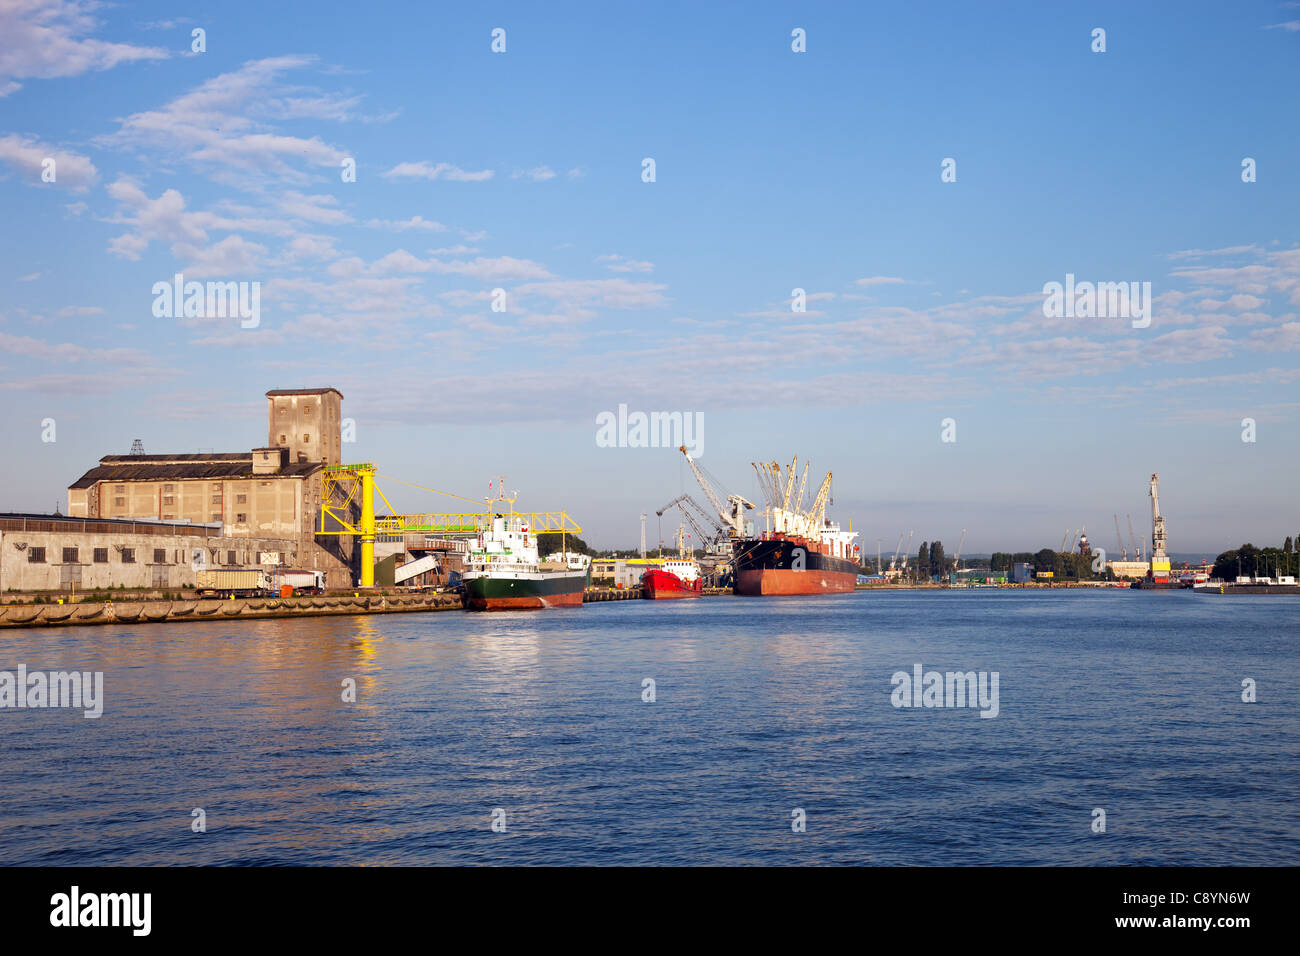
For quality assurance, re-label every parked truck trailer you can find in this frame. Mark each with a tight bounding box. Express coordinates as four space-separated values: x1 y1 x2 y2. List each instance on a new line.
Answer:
195 569 275 598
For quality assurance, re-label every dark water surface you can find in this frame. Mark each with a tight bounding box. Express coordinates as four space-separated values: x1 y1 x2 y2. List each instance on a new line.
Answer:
2 590 1297 865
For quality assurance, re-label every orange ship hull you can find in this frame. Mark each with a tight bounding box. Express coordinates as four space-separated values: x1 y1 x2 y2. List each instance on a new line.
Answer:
734 568 857 596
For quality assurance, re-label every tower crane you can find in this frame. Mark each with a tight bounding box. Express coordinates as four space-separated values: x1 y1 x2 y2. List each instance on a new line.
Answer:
1127 514 1141 560
1114 514 1126 561
679 446 754 538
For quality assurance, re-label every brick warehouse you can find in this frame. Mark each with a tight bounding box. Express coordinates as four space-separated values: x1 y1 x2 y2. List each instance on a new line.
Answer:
1 388 360 593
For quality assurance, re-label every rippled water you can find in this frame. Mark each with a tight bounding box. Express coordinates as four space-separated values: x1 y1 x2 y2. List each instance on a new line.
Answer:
1 590 1296 865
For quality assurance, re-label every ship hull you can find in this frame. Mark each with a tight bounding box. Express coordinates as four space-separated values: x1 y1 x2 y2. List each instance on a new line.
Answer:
641 569 702 599
732 537 859 596
464 570 586 610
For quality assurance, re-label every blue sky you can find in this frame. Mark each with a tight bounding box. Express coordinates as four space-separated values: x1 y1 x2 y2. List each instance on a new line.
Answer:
1 0 1298 553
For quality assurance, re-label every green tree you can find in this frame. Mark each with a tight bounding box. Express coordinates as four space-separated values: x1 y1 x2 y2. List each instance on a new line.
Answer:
536 532 594 556
930 540 946 579
916 542 929 580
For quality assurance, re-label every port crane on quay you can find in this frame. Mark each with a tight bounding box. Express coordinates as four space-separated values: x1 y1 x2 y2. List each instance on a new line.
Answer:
315 463 581 587
677 446 754 539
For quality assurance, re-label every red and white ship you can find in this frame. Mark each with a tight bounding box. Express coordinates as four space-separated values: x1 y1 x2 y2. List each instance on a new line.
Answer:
641 558 703 599
734 456 860 596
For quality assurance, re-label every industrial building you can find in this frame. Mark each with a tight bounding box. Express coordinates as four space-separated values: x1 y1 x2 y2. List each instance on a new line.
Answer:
1 388 359 594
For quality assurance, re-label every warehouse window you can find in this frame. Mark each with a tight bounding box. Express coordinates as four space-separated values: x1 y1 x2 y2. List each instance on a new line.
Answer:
114 497 125 507
93 548 108 563
304 403 314 414
211 514 221 523
163 495 175 505
211 495 221 504
236 494 247 504
115 485 125 492
278 434 287 444
121 548 135 563
303 433 310 443
28 547 46 563
62 547 78 563
226 550 237 564
153 548 166 564
163 485 174 493
162 514 175 520
236 513 247 523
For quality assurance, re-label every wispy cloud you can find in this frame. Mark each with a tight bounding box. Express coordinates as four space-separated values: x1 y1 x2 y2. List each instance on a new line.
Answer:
0 133 97 190
0 0 168 97
382 161 494 182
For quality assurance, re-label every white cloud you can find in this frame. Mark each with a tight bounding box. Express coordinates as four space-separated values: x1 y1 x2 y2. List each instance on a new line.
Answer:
854 276 906 288
0 133 97 190
278 191 352 225
106 178 292 261
365 215 447 232
596 254 654 274
108 56 351 184
381 161 494 182
512 166 556 182
0 0 168 95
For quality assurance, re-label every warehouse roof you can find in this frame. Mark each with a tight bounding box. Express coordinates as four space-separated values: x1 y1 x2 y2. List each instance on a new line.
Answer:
68 458 322 489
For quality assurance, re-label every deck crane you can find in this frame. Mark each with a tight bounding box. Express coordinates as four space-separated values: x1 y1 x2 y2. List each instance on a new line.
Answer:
679 445 754 539
1114 514 1127 561
806 471 834 528
793 461 810 514
780 457 799 512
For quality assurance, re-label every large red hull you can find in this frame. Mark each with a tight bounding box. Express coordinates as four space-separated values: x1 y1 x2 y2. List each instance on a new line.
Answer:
641 569 702 599
734 568 857 596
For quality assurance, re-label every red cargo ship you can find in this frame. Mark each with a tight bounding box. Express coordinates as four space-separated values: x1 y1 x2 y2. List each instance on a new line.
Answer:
641 559 703 599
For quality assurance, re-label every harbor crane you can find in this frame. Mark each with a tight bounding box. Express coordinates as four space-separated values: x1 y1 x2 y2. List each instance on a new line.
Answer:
1114 514 1127 561
679 445 754 538
1127 513 1141 560
889 532 905 571
656 493 727 553
951 528 967 579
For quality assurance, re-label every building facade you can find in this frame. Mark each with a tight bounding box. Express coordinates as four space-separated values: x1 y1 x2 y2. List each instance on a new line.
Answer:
53 388 358 589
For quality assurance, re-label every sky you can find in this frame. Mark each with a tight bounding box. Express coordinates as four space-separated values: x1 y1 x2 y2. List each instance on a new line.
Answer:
0 0 1297 554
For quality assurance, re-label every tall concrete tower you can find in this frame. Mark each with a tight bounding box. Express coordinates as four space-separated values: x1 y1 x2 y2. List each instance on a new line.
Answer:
266 388 343 465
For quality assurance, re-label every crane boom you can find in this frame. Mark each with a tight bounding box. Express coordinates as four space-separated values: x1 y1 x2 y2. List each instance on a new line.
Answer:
1114 514 1126 561
780 457 799 511
680 445 752 537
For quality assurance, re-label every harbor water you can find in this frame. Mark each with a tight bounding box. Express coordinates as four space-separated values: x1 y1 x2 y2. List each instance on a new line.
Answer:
1 590 1296 865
